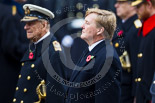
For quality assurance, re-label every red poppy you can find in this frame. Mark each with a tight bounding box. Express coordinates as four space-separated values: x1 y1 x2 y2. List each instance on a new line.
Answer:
86 55 94 62
29 52 34 59
117 30 123 37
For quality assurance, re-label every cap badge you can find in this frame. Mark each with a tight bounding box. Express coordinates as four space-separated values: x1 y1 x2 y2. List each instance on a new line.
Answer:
25 7 30 15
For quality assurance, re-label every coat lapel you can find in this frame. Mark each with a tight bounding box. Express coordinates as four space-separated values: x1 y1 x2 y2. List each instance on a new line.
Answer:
70 40 106 82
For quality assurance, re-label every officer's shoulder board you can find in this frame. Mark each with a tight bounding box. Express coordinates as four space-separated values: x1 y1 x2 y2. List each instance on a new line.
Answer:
52 41 62 51
134 19 142 29
12 5 17 16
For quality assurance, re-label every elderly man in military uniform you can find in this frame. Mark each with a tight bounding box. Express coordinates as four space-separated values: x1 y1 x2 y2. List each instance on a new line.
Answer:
131 0 155 103
112 0 140 103
13 4 66 103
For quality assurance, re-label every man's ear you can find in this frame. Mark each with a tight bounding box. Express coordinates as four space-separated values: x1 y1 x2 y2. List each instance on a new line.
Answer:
147 1 153 9
97 27 104 36
42 21 48 30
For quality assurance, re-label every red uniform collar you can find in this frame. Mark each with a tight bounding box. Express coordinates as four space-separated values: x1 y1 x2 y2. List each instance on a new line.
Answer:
143 14 155 37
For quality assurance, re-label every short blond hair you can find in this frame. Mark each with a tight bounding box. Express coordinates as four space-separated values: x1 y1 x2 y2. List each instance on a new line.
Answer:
85 8 116 39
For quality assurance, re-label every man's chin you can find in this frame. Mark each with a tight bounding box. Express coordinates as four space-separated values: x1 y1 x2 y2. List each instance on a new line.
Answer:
27 35 33 40
80 34 85 40
27 33 32 37
138 14 149 21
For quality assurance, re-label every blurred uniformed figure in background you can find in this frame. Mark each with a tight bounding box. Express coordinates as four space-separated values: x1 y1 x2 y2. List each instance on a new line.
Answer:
112 0 140 103
131 0 155 103
0 0 28 102
13 4 66 103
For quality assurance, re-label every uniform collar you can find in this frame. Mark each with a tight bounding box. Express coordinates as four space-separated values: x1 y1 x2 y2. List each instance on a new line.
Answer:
143 14 155 37
34 31 50 44
122 19 126 23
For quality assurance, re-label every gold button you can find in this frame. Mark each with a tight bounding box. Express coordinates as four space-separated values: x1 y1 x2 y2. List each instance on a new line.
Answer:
115 43 119 48
137 53 143 58
21 63 24 66
24 88 27 92
19 75 21 79
138 78 141 82
13 98 16 102
93 4 99 8
135 78 138 82
31 64 35 68
21 100 24 103
27 76 31 80
16 87 19 91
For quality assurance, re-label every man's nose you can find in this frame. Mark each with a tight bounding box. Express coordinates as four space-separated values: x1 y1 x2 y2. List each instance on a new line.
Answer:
114 2 119 8
81 23 85 29
24 23 29 30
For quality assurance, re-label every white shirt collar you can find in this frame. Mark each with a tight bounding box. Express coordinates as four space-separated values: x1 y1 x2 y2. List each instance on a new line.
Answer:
122 20 126 23
34 31 50 44
88 39 104 52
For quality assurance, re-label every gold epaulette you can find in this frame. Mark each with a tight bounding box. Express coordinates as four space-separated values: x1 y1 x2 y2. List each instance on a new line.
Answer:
53 41 62 51
134 19 142 29
12 5 17 16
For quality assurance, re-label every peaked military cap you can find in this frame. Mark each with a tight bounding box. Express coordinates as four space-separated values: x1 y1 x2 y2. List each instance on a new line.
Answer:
131 0 150 6
21 4 55 22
